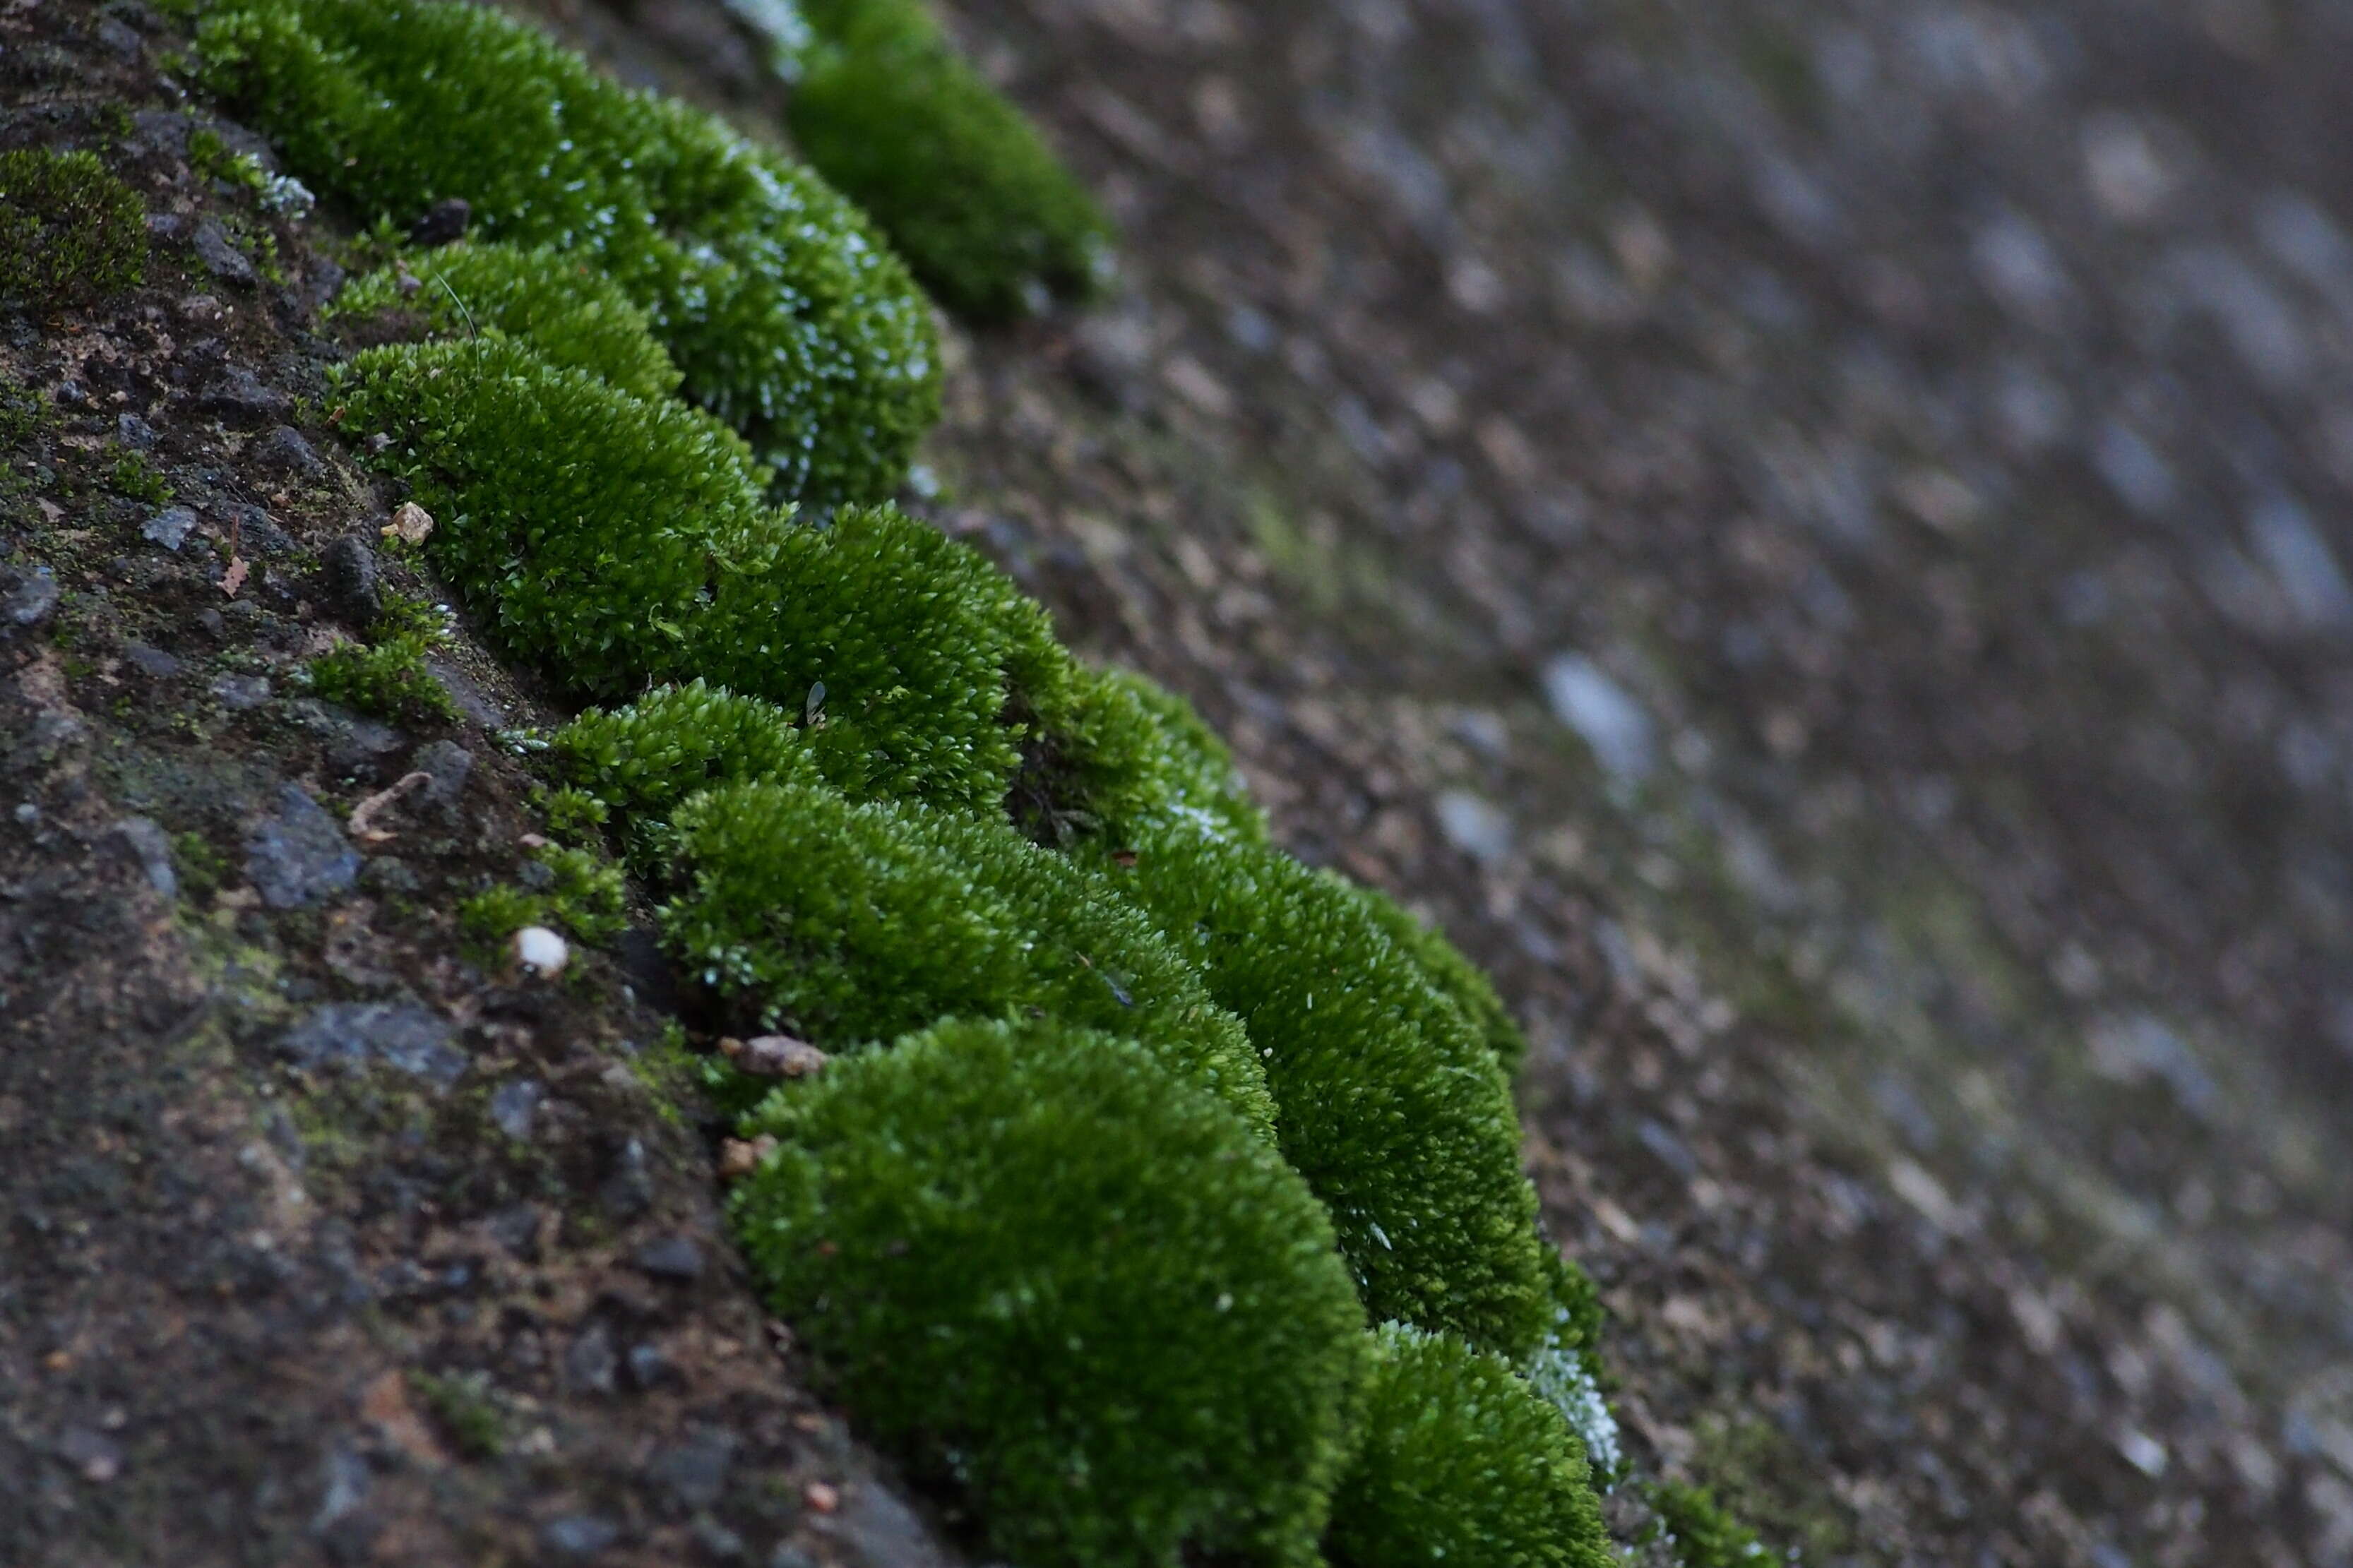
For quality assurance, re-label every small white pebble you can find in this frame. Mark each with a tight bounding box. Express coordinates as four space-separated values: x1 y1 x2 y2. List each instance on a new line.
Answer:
513 926 568 977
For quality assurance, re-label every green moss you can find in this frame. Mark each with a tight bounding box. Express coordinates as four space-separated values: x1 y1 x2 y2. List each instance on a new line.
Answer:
459 843 628 948
0 148 148 309
1018 666 1271 849
1352 883 1529 1077
1327 1323 1612 1568
199 0 937 501
171 830 228 900
329 239 682 400
553 681 824 824
1095 827 1551 1357
660 779 1274 1138
302 633 455 725
1524 1247 1621 1485
407 1370 504 1460
1646 1480 1783 1568
106 448 173 505
730 1017 1367 1568
785 0 1112 321
340 338 1049 811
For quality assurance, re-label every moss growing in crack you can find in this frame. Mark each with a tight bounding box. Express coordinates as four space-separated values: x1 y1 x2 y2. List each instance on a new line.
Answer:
199 0 937 501
661 780 1274 1138
730 1017 1367 1568
329 240 681 400
1092 826 1550 1358
1327 1323 1613 1568
0 148 148 309
783 0 1112 321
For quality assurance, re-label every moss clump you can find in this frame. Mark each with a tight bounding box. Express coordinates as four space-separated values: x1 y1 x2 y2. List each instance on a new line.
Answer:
0 149 148 309
730 1018 1367 1568
340 338 1061 812
198 0 937 501
330 240 682 400
302 635 454 725
1098 827 1551 1356
1327 1323 1614 1568
660 780 1274 1137
407 1370 504 1460
551 681 824 822
1647 1481 1783 1568
459 843 627 948
107 449 173 505
783 0 1112 321
1018 666 1272 849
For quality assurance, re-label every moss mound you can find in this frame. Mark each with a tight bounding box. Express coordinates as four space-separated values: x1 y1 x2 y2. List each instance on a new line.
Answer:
784 0 1112 321
657 779 1275 1138
1097 826 1551 1356
330 240 683 400
1328 1323 1615 1568
200 0 937 500
730 1018 1367 1568
0 149 148 310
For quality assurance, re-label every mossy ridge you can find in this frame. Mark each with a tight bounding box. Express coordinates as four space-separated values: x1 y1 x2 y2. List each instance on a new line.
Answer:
731 1018 1367 1568
0 148 148 310
1327 1322 1614 1568
657 779 1275 1139
1095 825 1551 1358
198 0 937 501
782 0 1113 321
186 4 1662 1554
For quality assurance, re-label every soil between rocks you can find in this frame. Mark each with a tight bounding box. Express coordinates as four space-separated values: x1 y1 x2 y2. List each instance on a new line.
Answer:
5 0 2353 1566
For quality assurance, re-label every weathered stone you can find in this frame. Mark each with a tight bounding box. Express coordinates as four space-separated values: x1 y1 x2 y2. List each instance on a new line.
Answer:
275 1003 465 1089
407 197 472 248
200 365 292 424
244 782 360 909
321 535 381 626
249 424 322 476
141 505 198 551
630 1235 704 1282
2 569 59 628
191 217 256 286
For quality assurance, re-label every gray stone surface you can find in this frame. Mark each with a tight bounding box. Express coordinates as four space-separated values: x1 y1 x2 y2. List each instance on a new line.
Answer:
244 782 360 909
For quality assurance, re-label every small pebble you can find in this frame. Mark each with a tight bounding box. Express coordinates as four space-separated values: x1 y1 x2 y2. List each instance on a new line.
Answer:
513 926 567 977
